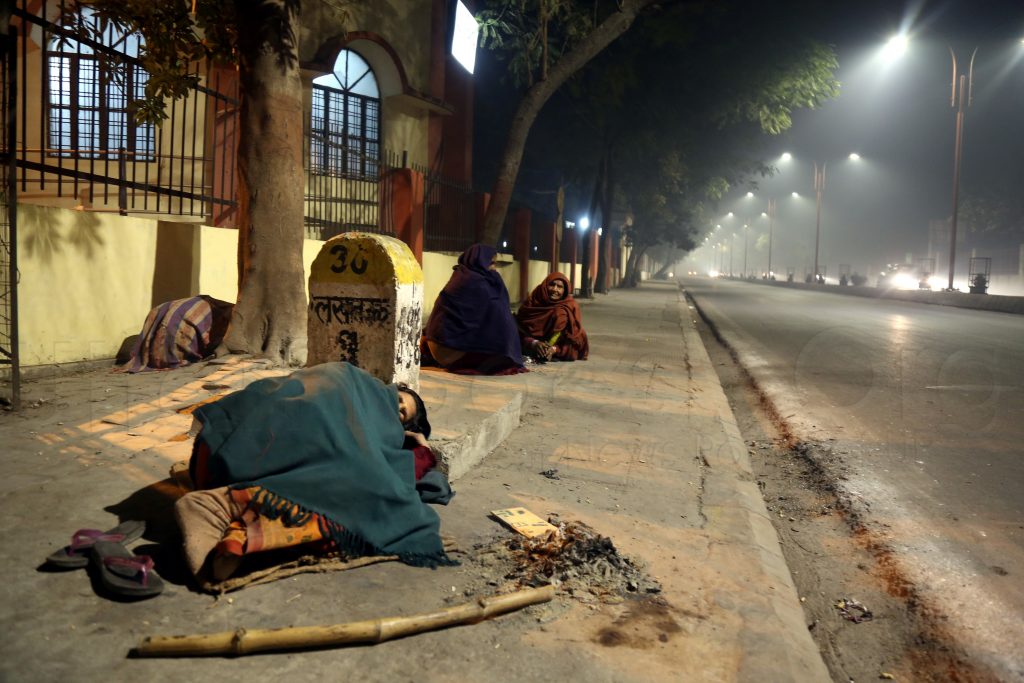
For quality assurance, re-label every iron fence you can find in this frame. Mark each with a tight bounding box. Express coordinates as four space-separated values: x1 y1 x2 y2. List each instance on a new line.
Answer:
1 29 19 409
12 1 239 222
560 225 576 263
416 164 476 253
303 139 400 241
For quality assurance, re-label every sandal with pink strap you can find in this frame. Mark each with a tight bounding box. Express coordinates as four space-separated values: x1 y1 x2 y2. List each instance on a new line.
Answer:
45 520 146 569
91 540 164 599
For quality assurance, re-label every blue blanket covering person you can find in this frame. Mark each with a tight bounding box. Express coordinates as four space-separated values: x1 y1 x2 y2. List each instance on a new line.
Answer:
422 244 524 373
191 362 452 568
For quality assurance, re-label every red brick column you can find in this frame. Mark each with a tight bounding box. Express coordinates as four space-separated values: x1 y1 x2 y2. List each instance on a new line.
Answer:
549 222 559 274
514 208 531 303
569 229 578 293
589 230 599 286
475 192 491 245
384 168 424 264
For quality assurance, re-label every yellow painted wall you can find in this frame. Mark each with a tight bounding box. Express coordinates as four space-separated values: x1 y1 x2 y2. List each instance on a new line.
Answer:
422 251 460 320
16 205 573 368
18 205 165 366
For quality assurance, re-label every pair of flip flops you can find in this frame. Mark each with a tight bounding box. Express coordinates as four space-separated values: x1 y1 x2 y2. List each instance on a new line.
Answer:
46 520 164 598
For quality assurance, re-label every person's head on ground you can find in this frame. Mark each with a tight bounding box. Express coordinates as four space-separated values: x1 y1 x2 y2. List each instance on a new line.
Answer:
397 384 431 439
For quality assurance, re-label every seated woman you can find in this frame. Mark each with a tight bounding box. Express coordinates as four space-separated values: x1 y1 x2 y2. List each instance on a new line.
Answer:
174 362 453 587
516 272 589 362
420 244 526 375
117 295 234 373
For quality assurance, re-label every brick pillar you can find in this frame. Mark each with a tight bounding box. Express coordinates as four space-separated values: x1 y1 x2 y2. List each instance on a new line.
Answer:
549 222 559 274
569 229 578 294
514 208 531 303
475 192 491 244
589 230 599 286
384 168 424 264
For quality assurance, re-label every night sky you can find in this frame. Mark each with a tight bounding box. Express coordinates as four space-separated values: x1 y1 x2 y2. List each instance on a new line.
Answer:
472 1 1024 288
709 0 1024 284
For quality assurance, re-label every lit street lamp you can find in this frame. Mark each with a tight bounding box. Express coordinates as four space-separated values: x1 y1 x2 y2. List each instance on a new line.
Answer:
742 224 749 277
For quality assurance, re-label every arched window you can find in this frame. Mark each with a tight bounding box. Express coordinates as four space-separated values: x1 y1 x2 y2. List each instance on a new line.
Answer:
47 8 153 159
311 49 380 178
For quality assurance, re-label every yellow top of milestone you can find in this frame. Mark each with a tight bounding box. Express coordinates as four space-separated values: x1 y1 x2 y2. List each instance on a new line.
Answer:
309 232 423 286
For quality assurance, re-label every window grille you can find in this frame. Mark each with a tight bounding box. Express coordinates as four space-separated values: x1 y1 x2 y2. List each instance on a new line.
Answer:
46 8 154 160
310 49 380 179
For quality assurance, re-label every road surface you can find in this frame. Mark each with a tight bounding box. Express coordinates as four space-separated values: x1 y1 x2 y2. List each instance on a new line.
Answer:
683 276 1024 680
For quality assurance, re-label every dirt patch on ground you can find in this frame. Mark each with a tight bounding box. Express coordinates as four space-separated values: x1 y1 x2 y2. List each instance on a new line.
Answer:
694 311 993 683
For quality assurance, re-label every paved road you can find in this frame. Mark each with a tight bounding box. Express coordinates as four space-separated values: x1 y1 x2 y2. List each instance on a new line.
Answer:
682 276 1024 680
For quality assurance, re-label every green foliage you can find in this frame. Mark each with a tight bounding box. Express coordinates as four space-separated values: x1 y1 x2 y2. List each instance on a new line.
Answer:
510 0 840 258
478 0 597 86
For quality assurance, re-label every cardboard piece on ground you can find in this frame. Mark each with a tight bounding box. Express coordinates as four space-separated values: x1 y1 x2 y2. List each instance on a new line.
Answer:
491 507 558 538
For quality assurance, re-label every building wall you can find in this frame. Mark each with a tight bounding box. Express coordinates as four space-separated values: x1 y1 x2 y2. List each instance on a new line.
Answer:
300 0 437 168
17 208 573 369
16 206 323 367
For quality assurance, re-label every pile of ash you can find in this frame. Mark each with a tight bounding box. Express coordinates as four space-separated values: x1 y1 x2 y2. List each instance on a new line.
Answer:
502 519 661 601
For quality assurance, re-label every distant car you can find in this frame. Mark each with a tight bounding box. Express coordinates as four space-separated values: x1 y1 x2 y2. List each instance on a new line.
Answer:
877 265 941 291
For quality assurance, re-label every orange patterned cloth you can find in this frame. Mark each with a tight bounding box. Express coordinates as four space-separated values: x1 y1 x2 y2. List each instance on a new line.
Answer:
216 487 331 558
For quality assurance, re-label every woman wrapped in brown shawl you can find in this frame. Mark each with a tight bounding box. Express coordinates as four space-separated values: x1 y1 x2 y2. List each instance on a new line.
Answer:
515 272 589 362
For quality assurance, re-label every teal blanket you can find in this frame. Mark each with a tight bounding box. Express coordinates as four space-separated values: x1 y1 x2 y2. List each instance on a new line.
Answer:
194 362 451 567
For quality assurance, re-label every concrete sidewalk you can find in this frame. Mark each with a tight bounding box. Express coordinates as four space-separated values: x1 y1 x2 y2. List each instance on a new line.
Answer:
0 282 828 682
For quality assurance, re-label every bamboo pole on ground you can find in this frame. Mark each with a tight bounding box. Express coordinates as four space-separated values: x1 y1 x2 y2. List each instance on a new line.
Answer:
134 585 555 657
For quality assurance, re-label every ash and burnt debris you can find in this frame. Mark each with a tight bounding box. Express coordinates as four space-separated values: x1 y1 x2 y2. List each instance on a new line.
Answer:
501 519 662 600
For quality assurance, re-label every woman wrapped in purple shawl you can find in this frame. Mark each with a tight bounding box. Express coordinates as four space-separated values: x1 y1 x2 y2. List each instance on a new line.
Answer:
421 244 527 375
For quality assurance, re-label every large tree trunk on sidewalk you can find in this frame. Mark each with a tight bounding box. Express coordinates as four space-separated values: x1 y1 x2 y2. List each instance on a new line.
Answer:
219 0 307 366
480 0 663 245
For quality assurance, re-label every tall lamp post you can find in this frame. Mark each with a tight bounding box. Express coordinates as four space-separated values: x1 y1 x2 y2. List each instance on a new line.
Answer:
812 162 826 282
806 153 860 283
742 224 749 278
947 48 976 291
729 233 736 277
767 198 776 278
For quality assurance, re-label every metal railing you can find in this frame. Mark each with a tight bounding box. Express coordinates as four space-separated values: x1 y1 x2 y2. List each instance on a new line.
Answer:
417 163 477 253
12 1 240 223
303 140 400 241
1 30 19 409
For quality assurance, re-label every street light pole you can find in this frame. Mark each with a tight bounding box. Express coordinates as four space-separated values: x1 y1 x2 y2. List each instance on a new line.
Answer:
743 225 749 278
813 162 826 282
729 234 735 277
767 198 776 278
947 48 976 291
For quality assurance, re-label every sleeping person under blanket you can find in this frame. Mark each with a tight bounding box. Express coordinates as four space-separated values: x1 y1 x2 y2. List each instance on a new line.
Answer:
174 362 454 586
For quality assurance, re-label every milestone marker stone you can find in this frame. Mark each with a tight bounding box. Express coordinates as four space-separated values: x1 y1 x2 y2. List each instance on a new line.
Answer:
307 232 423 388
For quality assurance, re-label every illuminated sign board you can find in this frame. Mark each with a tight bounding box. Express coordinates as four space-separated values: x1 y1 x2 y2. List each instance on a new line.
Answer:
451 0 480 74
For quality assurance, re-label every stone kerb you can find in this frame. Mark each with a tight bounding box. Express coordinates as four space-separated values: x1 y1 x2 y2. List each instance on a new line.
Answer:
307 232 424 388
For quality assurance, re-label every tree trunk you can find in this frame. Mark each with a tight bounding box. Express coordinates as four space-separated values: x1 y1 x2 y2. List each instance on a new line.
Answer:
623 244 648 287
480 0 664 245
219 0 307 366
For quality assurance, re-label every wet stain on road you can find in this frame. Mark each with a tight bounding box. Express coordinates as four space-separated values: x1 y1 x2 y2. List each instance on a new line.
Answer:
594 597 683 649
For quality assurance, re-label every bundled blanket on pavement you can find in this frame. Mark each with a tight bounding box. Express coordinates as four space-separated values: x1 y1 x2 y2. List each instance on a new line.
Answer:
192 362 453 568
118 295 233 373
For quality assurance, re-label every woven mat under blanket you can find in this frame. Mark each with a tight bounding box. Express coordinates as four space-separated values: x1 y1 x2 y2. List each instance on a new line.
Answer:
200 535 460 594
